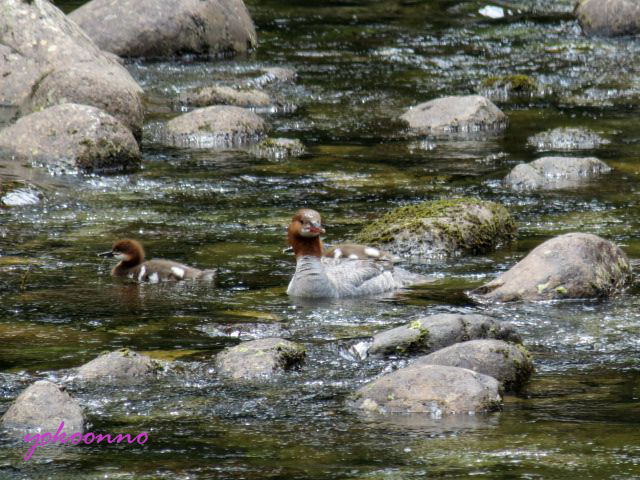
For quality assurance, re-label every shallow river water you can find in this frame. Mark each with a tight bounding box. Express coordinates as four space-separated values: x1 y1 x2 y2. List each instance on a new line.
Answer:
2 0 640 478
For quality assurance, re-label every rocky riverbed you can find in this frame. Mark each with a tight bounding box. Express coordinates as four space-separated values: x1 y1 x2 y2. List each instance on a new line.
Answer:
1 0 640 478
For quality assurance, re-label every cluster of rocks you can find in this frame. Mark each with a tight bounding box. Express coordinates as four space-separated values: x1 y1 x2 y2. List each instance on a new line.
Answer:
0 0 303 186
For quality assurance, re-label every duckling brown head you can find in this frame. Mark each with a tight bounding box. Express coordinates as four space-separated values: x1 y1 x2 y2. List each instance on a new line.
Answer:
99 239 145 268
287 209 325 257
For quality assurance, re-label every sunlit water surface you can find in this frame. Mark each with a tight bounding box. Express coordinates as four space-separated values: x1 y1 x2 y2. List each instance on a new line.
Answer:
1 0 640 478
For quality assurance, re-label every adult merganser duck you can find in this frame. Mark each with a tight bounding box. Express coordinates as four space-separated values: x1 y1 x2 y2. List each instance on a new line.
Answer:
99 239 216 282
286 209 427 298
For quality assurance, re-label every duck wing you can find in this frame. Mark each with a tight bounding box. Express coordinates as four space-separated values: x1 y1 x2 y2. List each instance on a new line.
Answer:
322 257 398 296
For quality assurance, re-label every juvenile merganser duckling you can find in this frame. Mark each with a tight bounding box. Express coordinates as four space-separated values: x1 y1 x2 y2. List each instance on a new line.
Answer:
286 209 426 298
99 239 216 282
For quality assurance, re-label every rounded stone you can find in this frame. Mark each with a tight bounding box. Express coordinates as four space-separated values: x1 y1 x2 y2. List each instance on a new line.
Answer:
1 380 84 433
76 349 158 381
471 232 632 302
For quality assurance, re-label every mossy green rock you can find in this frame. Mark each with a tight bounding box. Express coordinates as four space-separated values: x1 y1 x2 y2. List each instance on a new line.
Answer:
368 313 521 357
482 74 538 94
471 232 632 302
215 338 306 381
415 339 534 392
354 198 516 259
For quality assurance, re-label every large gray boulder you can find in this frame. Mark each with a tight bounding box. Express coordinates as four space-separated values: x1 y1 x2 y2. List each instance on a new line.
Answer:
471 233 632 302
576 0 640 36
216 338 306 381
0 0 143 138
352 364 502 415
161 106 267 149
69 0 257 58
527 127 607 151
415 340 534 391
0 103 140 174
504 156 611 190
76 349 158 381
1 380 84 433
368 313 521 357
353 198 516 260
400 95 507 135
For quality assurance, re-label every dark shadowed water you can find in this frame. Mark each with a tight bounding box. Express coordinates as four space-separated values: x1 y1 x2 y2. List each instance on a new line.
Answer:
1 0 640 478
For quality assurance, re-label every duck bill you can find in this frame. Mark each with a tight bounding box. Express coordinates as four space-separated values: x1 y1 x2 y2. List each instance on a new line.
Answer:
98 250 115 258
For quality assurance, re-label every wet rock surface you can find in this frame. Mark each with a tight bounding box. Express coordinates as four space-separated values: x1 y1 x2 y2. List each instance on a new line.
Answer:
69 0 257 58
504 156 612 191
352 364 502 415
471 233 632 302
1 380 84 433
178 86 272 108
0 0 143 138
162 105 267 149
250 67 297 87
0 103 141 174
368 313 521 357
354 198 516 260
76 349 158 380
576 0 640 37
215 338 306 381
400 95 507 135
249 138 306 160
527 127 608 151
415 339 534 391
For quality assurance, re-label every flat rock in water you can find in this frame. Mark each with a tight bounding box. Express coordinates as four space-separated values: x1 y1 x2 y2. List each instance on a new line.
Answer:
0 103 141 174
250 67 297 87
400 95 507 135
0 0 143 139
504 156 612 190
353 198 516 260
178 86 272 108
76 349 158 380
69 0 257 58
471 232 632 302
1 380 84 433
415 339 534 391
162 106 267 149
527 127 608 151
249 138 306 160
215 337 306 381
576 0 640 36
352 364 502 415
368 313 521 357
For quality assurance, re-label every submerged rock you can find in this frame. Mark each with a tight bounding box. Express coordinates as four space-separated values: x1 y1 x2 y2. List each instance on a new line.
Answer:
0 0 143 138
353 198 516 260
471 232 632 302
250 67 298 87
400 95 507 135
69 0 257 58
576 0 640 36
504 156 612 190
527 127 608 151
415 339 534 391
481 74 539 101
0 182 41 207
162 105 266 149
216 338 306 381
0 103 141 174
76 349 158 380
368 313 521 357
352 364 501 415
178 86 272 108
249 138 306 160
1 380 84 433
